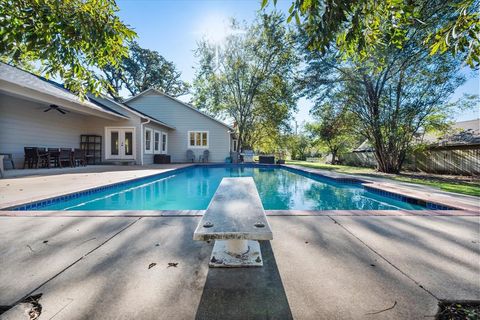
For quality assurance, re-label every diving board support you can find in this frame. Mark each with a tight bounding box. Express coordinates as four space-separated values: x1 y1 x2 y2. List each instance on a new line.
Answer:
193 177 273 267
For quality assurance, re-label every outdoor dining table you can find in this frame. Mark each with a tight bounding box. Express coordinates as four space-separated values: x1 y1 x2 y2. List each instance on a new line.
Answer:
37 148 73 168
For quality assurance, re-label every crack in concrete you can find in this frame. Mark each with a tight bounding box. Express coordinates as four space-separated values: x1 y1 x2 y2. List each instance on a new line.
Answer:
11 217 142 308
328 215 441 301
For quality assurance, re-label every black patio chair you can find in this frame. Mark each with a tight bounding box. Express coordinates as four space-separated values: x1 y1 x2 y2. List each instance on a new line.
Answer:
73 149 87 167
23 147 49 169
48 148 60 168
58 148 74 168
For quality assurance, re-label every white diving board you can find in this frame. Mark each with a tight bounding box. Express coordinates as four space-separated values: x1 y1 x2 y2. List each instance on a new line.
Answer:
193 177 273 267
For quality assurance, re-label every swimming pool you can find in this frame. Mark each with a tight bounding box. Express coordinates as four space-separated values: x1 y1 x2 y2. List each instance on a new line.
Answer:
21 165 434 211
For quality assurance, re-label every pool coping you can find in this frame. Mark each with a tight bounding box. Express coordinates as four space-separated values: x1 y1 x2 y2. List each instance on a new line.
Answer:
2 163 478 214
0 209 477 217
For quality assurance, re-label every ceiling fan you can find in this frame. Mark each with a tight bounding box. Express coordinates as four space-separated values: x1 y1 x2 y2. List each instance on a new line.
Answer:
43 104 69 114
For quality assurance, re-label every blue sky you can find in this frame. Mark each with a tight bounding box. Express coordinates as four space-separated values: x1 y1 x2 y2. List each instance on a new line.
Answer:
116 0 479 124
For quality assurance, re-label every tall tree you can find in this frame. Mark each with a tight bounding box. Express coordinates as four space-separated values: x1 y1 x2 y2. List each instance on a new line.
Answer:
102 42 189 100
300 3 466 173
263 0 480 68
192 13 299 151
306 102 357 164
0 0 136 96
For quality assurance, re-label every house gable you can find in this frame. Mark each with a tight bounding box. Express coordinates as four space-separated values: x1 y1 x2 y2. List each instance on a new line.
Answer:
125 90 233 162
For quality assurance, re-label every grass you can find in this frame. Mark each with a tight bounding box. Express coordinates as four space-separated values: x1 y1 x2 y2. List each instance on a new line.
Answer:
286 160 480 197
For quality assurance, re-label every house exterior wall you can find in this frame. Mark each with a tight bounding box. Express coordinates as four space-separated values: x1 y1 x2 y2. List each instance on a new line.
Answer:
127 92 232 163
83 96 172 165
0 93 91 168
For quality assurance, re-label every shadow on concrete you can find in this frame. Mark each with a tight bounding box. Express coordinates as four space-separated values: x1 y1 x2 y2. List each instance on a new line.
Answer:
195 241 293 320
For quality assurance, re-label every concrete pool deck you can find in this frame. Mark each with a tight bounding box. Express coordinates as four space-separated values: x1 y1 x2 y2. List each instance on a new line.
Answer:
0 164 479 319
0 215 478 319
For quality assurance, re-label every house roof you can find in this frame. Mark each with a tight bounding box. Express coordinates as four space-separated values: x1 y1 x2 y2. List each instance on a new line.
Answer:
124 88 234 130
435 118 480 147
0 62 128 120
353 118 480 152
88 94 176 130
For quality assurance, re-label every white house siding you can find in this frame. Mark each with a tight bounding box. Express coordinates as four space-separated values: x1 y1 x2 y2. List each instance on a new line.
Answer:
0 93 91 168
142 123 172 164
82 97 172 165
127 92 232 163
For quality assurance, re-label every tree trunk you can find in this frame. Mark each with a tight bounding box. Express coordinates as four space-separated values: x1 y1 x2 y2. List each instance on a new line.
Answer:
374 148 402 173
330 149 338 165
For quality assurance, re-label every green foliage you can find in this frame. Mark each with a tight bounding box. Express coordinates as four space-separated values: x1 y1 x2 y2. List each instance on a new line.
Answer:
306 102 358 164
102 42 189 100
300 2 466 173
0 0 136 97
263 0 480 68
285 133 313 160
192 13 299 152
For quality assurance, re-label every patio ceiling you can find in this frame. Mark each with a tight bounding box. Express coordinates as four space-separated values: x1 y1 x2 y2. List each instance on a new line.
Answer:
0 63 128 121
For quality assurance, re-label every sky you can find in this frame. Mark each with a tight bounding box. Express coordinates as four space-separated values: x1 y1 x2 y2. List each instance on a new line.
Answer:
116 0 479 125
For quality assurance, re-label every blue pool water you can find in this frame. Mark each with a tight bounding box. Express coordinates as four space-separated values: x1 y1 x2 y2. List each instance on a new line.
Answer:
29 165 427 211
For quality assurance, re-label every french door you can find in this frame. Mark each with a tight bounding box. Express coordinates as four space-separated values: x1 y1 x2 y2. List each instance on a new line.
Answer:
106 128 135 160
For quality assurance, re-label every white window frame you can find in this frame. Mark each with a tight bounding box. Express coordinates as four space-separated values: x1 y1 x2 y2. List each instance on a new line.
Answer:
145 128 153 154
153 130 161 154
187 131 209 148
161 132 168 154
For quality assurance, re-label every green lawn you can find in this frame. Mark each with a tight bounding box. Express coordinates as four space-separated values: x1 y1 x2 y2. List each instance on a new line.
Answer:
286 160 480 197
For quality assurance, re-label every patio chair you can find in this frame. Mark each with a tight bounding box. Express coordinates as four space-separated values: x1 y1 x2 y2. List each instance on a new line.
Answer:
186 149 195 163
48 148 60 168
58 148 73 168
73 149 87 167
230 151 239 164
23 147 49 169
202 150 209 163
0 153 15 169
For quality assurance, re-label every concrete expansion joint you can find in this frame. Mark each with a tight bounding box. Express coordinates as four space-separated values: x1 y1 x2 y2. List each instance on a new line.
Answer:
11 217 143 307
327 215 441 301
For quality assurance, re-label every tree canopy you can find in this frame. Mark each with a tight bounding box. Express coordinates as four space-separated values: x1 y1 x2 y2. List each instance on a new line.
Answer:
306 102 358 164
263 0 480 68
102 42 189 100
192 13 299 152
0 0 136 96
299 1 468 173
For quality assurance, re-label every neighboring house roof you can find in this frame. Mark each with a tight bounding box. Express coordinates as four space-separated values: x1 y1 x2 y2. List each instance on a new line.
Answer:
435 118 480 147
353 140 374 152
124 88 234 130
88 94 176 130
353 118 480 152
0 62 128 120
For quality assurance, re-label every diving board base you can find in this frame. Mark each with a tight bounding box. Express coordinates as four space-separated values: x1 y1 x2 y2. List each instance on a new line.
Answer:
209 240 263 268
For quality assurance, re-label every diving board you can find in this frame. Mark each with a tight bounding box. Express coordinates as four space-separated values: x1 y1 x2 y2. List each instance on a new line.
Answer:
193 177 273 267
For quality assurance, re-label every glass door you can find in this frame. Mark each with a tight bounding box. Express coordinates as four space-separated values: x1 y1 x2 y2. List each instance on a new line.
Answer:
106 128 135 160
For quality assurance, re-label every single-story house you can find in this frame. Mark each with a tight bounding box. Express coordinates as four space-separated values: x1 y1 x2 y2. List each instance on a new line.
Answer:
0 62 236 168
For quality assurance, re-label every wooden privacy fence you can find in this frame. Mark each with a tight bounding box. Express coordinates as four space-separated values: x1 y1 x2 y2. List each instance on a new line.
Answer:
341 145 480 175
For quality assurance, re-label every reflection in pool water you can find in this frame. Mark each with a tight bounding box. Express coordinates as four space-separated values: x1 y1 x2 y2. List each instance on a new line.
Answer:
34 166 425 211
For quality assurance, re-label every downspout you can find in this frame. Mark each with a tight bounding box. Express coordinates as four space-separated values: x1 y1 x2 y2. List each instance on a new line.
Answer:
140 118 151 165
